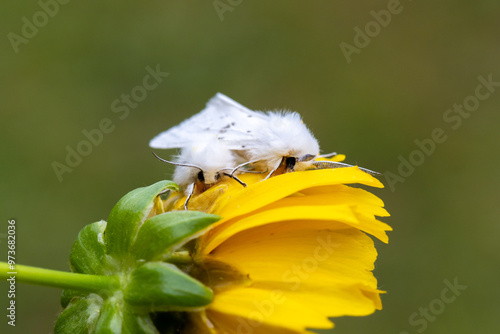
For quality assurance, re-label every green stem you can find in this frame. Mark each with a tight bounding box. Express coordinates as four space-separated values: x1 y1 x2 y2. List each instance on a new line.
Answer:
0 262 120 293
165 251 192 265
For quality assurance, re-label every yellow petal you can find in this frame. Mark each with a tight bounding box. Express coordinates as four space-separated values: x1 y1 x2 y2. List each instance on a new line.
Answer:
207 222 380 289
202 195 390 254
217 167 384 219
299 183 386 209
208 282 381 332
206 309 313 334
170 165 390 333
199 223 384 331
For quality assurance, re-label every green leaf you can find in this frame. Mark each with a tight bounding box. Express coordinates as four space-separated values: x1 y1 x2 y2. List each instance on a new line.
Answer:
60 289 89 308
55 181 217 333
131 211 220 261
54 294 103 334
105 180 178 257
94 296 123 334
122 308 160 334
94 298 162 334
124 262 213 311
70 221 108 275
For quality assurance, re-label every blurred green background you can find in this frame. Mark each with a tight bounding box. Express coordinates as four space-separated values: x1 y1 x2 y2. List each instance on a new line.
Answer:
1 1 499 333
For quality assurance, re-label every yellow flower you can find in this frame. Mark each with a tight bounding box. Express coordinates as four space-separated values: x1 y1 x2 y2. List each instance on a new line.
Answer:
165 162 391 333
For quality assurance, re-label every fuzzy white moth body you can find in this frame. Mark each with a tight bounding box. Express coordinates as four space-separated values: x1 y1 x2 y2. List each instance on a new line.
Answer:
150 93 378 209
205 94 321 177
172 136 240 190
204 94 379 176
149 100 249 208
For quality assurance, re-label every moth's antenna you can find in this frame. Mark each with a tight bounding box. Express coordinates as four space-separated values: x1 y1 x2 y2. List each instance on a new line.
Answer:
152 152 204 171
298 154 315 162
229 159 264 177
311 160 381 176
221 159 267 187
317 152 338 159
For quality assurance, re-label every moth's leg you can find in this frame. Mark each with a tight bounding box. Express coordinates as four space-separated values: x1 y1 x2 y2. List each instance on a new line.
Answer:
223 172 247 187
184 183 195 210
264 158 285 180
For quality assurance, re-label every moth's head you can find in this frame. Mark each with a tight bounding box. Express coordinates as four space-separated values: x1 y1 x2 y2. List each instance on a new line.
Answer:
254 112 320 167
179 139 236 185
274 154 315 174
197 169 223 186
171 165 224 195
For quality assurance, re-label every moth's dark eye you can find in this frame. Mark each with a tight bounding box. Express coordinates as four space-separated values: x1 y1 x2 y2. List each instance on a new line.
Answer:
285 157 297 170
197 171 205 182
214 173 220 181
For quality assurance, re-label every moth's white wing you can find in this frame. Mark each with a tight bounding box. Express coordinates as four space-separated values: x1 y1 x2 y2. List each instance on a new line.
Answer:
149 124 200 149
209 93 272 150
209 93 256 116
149 93 265 149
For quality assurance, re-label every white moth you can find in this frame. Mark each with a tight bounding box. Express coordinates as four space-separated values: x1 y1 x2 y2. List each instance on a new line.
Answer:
151 132 245 210
151 136 246 209
197 93 379 177
150 93 378 208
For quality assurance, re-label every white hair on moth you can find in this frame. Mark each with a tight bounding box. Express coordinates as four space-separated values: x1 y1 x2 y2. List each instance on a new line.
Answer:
150 93 378 201
172 136 240 191
240 111 320 173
